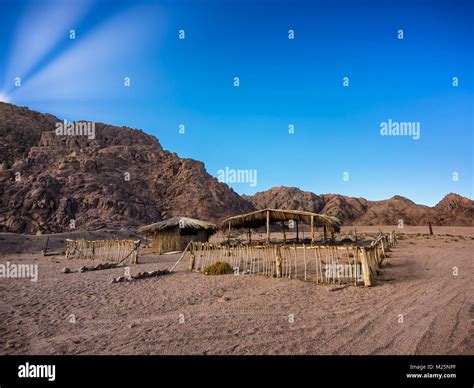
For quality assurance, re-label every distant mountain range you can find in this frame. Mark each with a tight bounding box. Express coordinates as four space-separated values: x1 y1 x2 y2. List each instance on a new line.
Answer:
245 187 472 227
0 102 472 234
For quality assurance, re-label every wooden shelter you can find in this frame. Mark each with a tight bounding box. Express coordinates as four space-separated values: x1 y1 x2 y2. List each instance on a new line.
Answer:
221 208 342 244
138 217 217 254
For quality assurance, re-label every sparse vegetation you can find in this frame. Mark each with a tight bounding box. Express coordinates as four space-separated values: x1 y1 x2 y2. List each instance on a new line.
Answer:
202 261 234 275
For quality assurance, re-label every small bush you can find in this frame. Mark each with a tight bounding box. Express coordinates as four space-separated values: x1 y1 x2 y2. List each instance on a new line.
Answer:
202 261 234 275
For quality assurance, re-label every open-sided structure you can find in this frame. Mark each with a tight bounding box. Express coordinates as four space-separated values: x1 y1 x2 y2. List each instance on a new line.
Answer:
138 216 217 253
221 208 342 243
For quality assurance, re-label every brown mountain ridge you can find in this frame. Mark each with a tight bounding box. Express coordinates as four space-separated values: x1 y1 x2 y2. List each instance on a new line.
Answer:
245 187 473 227
0 102 472 234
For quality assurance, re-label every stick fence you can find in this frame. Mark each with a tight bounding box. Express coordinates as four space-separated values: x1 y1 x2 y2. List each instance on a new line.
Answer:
65 239 140 265
187 231 397 287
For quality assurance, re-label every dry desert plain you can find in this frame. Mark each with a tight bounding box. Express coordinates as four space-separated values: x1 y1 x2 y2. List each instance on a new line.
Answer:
0 226 473 355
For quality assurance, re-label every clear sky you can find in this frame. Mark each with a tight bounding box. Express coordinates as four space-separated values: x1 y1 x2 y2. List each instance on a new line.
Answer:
0 0 472 206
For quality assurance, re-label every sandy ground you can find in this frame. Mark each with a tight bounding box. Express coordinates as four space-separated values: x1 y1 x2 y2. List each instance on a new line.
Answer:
0 226 472 355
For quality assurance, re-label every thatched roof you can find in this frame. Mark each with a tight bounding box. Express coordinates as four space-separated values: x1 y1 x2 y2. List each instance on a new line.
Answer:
138 217 217 234
221 209 341 232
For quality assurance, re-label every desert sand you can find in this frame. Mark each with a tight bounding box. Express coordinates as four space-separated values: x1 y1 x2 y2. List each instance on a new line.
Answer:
0 226 472 355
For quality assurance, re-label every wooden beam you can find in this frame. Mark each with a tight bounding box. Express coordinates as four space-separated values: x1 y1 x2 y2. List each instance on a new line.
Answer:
310 215 314 243
282 221 286 244
296 221 299 241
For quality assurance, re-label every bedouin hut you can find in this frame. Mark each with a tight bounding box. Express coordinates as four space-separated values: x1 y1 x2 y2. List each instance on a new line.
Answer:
138 217 217 253
221 208 342 244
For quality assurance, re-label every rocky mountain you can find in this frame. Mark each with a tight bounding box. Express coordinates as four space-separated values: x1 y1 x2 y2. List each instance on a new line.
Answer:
0 103 471 234
245 187 473 226
0 102 254 234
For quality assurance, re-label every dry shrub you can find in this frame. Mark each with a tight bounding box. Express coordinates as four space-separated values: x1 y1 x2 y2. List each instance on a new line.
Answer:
202 262 233 275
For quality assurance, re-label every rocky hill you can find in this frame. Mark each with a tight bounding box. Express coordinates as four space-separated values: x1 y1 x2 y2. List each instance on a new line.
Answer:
0 102 253 233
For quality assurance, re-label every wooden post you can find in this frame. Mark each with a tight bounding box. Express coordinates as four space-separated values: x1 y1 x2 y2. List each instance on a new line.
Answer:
293 243 297 279
303 244 307 280
272 246 283 278
282 221 286 244
188 243 196 271
42 236 50 256
323 225 327 242
311 215 314 243
380 239 386 260
228 222 231 244
360 248 372 287
275 246 282 278
266 210 270 244
248 228 252 244
428 222 433 236
296 221 299 241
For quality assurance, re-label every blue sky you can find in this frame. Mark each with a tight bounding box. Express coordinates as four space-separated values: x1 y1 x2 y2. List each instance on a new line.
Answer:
0 0 472 206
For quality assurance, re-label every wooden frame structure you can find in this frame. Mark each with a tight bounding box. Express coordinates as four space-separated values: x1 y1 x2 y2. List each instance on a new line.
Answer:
222 208 342 244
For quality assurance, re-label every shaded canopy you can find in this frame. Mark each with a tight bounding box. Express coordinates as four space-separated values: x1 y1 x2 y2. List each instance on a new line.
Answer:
221 209 341 232
138 216 217 235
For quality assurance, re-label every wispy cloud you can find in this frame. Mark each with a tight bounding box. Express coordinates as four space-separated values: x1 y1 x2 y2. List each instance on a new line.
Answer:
6 2 164 103
3 0 93 94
